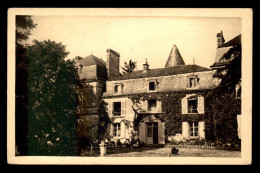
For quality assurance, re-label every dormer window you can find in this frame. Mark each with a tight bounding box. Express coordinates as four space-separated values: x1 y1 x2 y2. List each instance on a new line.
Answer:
114 85 119 93
148 80 158 92
114 83 123 94
187 76 199 88
149 82 156 91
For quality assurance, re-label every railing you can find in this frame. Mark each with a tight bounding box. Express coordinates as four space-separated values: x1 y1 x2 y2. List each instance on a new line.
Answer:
188 109 198 113
113 112 121 116
148 107 157 112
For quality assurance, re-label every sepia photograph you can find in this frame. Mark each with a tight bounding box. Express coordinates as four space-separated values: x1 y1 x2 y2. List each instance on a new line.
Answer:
7 8 252 165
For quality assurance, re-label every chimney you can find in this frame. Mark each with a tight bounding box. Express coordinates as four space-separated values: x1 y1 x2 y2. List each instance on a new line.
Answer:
143 58 149 72
106 49 120 78
75 56 83 62
217 30 225 48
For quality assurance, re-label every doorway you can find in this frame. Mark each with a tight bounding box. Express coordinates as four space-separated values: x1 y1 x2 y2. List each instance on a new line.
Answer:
146 122 158 144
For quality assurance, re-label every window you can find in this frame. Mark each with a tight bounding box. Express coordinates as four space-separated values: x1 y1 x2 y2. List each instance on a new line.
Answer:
113 123 121 137
189 122 198 137
114 85 119 93
148 99 157 111
188 76 199 88
114 83 123 94
146 123 153 137
188 97 198 113
113 102 121 116
149 82 156 91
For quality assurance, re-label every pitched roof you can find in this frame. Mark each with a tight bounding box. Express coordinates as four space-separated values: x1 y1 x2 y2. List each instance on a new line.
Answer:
77 55 106 67
165 45 185 67
109 64 211 81
220 34 241 48
211 34 241 68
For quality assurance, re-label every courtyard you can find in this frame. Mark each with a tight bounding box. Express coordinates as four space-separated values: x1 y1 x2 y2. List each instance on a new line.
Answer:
106 147 241 157
80 146 241 157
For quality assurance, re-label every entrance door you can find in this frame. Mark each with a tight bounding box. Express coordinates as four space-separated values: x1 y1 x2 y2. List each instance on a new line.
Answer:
146 122 158 144
153 123 158 144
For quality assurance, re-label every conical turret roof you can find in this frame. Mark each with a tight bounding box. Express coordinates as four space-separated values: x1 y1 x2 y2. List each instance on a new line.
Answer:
165 44 185 67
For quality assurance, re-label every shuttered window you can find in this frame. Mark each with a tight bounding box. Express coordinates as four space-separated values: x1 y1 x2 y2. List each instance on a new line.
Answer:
197 96 205 114
181 97 188 114
148 99 157 111
113 123 121 137
188 97 198 113
189 122 198 137
113 102 121 116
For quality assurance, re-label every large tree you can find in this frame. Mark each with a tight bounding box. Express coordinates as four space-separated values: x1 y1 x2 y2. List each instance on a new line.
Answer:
121 59 137 74
27 40 78 156
15 15 37 155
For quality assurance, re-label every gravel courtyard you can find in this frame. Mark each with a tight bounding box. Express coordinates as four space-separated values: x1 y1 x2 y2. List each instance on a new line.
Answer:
105 147 241 157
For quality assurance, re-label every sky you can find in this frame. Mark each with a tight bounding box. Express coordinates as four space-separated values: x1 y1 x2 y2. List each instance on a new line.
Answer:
27 16 241 71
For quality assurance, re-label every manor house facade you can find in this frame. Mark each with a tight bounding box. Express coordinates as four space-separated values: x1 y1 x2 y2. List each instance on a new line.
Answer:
76 31 241 144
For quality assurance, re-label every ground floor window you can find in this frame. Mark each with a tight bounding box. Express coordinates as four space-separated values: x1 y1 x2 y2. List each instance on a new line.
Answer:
113 123 121 137
189 122 198 137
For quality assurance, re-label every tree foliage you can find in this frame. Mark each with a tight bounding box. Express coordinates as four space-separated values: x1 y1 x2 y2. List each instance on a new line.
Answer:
15 15 37 155
27 40 78 155
121 59 137 74
16 16 37 45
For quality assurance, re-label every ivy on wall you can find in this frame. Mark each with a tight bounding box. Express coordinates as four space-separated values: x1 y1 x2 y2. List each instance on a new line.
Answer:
129 90 210 137
206 88 241 144
129 86 240 145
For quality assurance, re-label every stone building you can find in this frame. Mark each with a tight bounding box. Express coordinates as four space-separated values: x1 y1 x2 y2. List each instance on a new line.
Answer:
75 54 107 140
102 45 215 144
77 31 241 144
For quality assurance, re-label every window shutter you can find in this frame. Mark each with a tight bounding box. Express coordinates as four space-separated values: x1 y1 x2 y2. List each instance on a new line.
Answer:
139 122 145 143
181 97 188 114
142 100 147 112
198 96 205 114
198 121 205 138
121 101 126 116
182 122 190 138
108 102 112 117
110 123 114 137
121 121 126 138
157 100 162 112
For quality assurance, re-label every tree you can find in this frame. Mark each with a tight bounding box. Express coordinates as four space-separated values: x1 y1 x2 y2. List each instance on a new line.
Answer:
121 59 137 74
27 40 78 156
15 16 37 155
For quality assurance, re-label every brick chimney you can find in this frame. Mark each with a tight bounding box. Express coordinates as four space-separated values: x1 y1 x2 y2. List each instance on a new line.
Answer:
217 30 225 48
106 49 120 78
143 58 149 72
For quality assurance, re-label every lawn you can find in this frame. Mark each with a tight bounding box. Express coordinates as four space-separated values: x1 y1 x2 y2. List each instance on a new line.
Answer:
105 147 241 157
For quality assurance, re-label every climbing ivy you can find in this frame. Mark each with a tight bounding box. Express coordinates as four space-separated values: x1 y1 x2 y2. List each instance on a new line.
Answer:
129 90 210 138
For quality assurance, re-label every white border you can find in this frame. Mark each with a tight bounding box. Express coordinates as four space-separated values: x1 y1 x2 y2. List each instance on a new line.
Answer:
7 8 252 165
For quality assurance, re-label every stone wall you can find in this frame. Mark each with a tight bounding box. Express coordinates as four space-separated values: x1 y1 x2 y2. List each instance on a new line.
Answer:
78 114 99 138
103 71 215 97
